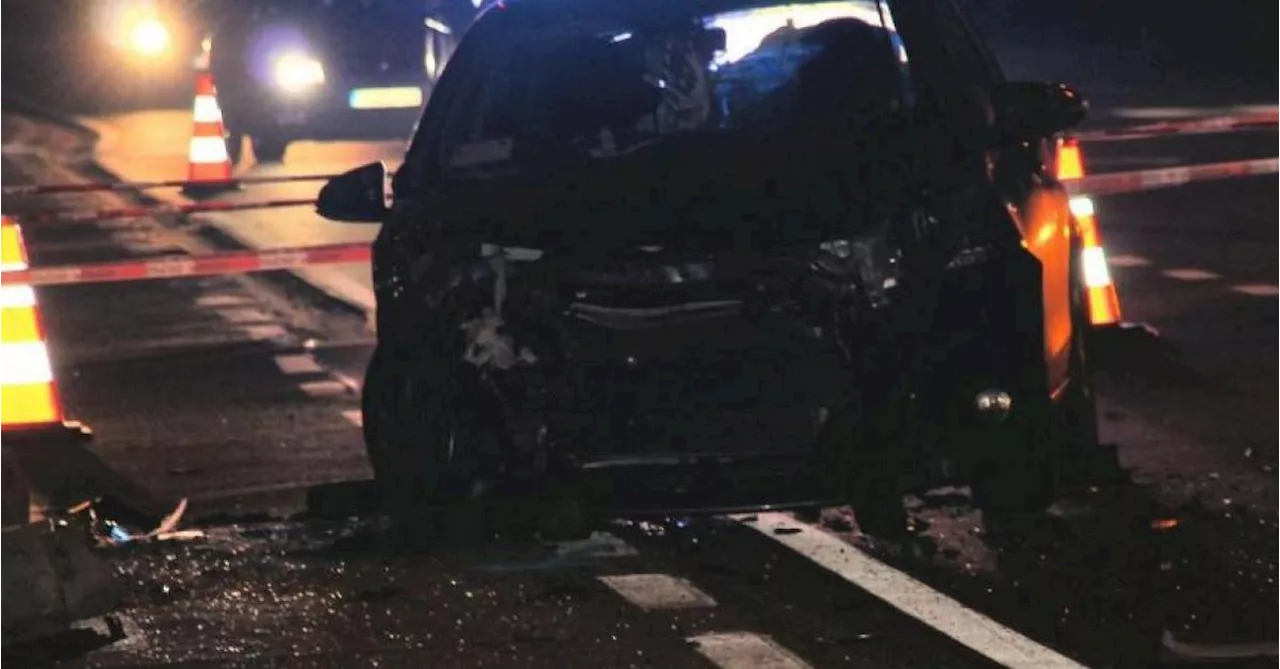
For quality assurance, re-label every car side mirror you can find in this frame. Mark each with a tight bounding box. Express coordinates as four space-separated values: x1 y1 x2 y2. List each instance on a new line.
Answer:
316 161 389 223
991 82 1088 143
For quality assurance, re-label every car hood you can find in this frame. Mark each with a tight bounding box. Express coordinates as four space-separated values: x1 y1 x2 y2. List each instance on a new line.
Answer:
423 128 921 255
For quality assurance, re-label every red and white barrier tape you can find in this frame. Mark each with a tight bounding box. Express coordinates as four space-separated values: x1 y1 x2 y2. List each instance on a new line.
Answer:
1 173 340 197
14 197 315 224
1 158 1272 287
1 242 370 287
1067 157 1278 197
1074 110 1278 142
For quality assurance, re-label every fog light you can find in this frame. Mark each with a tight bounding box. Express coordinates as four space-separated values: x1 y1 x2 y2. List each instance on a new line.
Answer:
974 389 1013 423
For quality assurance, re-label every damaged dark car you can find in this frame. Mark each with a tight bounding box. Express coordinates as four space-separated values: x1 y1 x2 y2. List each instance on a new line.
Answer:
317 0 1113 539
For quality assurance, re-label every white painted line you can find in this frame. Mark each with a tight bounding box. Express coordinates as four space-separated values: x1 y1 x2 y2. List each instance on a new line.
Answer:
274 354 323 375
1232 284 1279 297
341 409 363 427
737 513 1089 669
242 324 289 341
298 380 349 397
689 631 813 669
1161 630 1278 661
218 307 274 324
1107 254 1152 268
598 573 717 611
1087 156 1184 168
1162 268 1221 282
195 294 251 308
1109 104 1279 120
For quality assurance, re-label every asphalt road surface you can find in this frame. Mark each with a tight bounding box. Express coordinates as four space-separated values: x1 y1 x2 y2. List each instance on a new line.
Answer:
1 81 1276 668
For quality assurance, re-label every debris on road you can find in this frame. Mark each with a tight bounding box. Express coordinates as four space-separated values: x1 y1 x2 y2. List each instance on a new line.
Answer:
68 496 194 548
1 517 123 646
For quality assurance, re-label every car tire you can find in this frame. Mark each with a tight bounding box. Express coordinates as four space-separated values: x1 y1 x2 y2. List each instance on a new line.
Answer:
821 396 909 539
252 135 289 163
361 347 485 538
363 345 596 544
969 403 1059 520
225 131 245 166
971 240 1099 518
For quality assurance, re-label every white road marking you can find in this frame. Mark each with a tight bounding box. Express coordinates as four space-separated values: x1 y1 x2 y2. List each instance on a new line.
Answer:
217 307 274 324
1162 268 1221 281
241 324 289 341
1107 254 1152 268
688 631 813 669
1087 156 1185 168
274 354 323 375
1161 630 1279 661
195 294 251 308
738 513 1089 669
298 380 349 397
598 573 717 611
341 409 363 427
1232 284 1279 297
1109 104 1278 120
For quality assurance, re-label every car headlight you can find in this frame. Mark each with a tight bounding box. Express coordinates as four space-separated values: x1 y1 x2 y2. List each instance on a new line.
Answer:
272 52 325 92
129 18 170 56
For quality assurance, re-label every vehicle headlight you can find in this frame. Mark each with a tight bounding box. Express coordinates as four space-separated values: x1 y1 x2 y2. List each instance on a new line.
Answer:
129 18 170 56
272 52 326 92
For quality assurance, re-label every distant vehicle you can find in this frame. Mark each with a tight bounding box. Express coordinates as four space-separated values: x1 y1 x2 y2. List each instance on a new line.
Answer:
207 0 479 164
317 0 1111 540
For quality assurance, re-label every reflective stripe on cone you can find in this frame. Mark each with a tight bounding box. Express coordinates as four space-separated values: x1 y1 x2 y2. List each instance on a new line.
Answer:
1056 137 1122 327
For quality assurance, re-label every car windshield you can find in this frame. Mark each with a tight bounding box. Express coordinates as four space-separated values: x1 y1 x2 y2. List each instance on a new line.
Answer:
438 0 911 178
234 0 426 19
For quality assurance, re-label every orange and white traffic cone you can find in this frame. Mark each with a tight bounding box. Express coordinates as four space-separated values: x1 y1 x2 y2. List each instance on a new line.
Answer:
1 225 123 625
180 47 236 199
1 216 70 525
0 217 181 531
1 217 65 431
1055 137 1122 327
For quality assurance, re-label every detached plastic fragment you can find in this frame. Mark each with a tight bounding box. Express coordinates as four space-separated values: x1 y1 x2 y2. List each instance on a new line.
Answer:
70 497 193 547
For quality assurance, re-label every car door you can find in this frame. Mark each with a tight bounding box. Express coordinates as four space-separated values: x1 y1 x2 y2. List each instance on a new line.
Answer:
893 0 1076 394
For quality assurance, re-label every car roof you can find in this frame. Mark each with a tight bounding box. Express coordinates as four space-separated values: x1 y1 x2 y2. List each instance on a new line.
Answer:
476 0 891 29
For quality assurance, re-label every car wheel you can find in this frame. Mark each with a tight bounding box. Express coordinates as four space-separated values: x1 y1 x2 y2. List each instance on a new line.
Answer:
225 131 245 166
971 243 1099 518
969 400 1058 520
251 135 288 163
821 396 909 539
361 347 484 537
